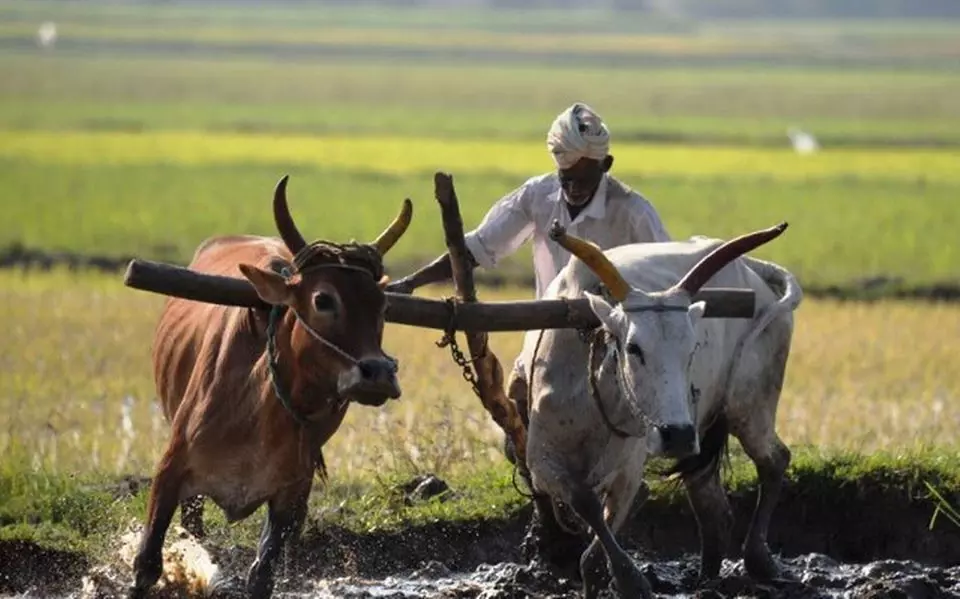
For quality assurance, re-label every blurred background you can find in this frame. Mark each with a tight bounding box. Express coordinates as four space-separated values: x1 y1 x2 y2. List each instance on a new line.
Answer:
1 0 958 480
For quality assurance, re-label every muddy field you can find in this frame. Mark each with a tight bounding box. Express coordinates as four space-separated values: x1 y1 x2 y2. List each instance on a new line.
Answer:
3 473 959 599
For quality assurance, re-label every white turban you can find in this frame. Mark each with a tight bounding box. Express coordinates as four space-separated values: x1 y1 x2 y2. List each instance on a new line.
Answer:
546 103 610 170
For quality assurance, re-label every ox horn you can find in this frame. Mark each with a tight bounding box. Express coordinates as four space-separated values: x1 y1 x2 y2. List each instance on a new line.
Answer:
673 222 788 297
371 198 413 256
549 220 631 302
272 174 308 255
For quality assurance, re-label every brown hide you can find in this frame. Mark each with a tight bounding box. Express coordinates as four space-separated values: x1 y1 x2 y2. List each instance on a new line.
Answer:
150 234 387 521
130 176 410 599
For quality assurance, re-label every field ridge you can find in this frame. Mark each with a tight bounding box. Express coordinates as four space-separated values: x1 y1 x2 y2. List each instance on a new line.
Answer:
1 449 958 595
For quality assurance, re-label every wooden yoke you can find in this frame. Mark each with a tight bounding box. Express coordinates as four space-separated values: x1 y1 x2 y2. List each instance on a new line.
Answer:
433 172 528 473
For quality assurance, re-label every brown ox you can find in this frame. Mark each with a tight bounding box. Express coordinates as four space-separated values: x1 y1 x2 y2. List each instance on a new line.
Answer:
129 176 413 599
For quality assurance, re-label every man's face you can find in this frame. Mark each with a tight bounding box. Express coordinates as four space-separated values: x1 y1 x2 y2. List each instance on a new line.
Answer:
559 155 612 206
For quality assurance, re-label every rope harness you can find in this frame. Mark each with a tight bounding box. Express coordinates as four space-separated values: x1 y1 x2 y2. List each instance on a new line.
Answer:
525 298 697 441
435 287 704 496
264 241 391 427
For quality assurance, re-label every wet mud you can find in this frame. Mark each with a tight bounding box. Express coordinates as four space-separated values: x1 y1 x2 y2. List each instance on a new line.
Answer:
8 538 959 598
5 476 960 599
296 554 960 599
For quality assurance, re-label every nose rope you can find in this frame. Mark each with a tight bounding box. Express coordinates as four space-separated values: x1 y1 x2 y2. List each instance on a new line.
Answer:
264 264 396 427
586 332 653 439
292 312 360 366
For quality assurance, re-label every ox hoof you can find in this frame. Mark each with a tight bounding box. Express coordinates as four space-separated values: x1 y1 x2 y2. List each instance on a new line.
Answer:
521 526 584 577
610 567 653 599
125 585 149 599
745 545 792 582
208 572 247 599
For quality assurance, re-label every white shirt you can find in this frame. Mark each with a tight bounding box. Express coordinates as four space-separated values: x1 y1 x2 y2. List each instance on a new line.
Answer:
464 173 671 299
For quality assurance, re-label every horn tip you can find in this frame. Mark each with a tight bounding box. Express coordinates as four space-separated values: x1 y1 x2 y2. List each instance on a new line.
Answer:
275 174 289 192
548 219 566 241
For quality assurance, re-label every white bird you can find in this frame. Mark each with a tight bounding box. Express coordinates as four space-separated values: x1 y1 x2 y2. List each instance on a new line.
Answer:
36 21 57 49
787 126 819 155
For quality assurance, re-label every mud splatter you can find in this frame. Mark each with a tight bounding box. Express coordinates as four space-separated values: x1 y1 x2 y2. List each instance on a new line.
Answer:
267 553 960 599
4 470 959 598
65 545 960 599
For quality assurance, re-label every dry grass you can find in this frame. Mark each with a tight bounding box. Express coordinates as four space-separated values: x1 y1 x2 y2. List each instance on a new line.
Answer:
1 269 957 484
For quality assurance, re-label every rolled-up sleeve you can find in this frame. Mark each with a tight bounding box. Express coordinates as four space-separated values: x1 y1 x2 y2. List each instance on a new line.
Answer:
464 184 535 268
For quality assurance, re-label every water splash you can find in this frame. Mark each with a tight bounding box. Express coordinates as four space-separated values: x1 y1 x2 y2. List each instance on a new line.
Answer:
79 520 218 598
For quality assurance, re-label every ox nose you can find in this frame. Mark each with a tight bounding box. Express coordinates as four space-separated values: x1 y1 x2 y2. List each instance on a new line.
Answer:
657 424 698 459
339 357 401 407
358 358 397 386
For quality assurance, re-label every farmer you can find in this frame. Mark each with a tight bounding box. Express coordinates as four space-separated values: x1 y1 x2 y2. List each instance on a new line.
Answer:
387 101 671 447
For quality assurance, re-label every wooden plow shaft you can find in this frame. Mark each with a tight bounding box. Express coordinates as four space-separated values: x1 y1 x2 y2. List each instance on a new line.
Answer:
122 261 756 330
431 172 530 481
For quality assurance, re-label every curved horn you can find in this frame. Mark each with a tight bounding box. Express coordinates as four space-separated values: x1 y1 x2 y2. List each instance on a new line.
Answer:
549 220 631 302
371 198 413 256
674 222 788 296
272 174 307 255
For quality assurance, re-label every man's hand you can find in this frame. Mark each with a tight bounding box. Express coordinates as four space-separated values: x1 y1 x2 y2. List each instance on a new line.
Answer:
385 278 416 295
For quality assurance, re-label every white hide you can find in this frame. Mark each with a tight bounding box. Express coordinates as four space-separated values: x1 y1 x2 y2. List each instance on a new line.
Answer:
522 235 802 504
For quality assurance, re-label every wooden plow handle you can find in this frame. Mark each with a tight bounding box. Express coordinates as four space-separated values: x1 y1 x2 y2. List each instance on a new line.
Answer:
431 172 530 479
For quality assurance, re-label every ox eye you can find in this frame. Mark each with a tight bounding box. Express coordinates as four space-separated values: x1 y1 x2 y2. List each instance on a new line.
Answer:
626 342 646 364
313 292 337 313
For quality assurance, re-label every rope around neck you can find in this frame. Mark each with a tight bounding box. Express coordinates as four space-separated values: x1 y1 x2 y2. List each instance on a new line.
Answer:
266 302 313 427
587 331 652 439
265 263 383 427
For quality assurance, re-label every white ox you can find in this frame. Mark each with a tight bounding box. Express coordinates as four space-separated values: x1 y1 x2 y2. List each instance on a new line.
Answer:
520 221 802 598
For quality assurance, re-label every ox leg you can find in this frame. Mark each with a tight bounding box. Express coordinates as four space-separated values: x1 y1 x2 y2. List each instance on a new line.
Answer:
180 495 205 538
129 448 185 599
521 491 585 577
731 333 794 582
678 414 734 584
579 470 649 598
738 432 791 581
246 478 312 599
511 372 586 576
569 485 652 599
683 471 733 584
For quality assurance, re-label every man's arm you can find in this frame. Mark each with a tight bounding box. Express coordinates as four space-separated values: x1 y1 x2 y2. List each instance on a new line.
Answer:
386 251 477 294
387 181 535 294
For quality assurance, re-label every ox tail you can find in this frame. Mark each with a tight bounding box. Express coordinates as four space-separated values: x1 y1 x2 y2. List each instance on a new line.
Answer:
663 411 730 485
740 256 803 345
718 255 803 403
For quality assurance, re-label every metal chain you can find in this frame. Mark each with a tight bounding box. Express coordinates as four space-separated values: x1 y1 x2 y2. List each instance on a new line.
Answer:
435 297 538 500
436 297 483 399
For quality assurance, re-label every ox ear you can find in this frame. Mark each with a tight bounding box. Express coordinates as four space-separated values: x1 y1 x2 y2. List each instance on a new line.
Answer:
238 263 294 306
584 290 619 330
687 300 707 329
